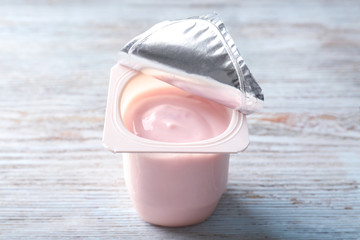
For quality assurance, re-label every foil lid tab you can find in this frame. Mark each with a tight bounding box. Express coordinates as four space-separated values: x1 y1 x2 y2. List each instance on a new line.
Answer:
119 13 264 114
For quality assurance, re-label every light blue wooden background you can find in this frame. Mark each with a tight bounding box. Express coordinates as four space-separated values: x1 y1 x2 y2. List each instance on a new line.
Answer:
0 0 359 239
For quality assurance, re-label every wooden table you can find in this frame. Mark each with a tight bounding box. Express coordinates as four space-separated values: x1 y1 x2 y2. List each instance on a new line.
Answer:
1 0 359 239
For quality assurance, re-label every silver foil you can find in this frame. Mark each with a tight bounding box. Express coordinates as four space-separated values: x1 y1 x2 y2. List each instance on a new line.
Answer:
119 13 264 114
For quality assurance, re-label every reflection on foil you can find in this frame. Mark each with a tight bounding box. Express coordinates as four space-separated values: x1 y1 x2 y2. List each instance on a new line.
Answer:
120 13 264 114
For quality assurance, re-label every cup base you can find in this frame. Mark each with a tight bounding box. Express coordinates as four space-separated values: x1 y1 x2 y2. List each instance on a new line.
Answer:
123 153 229 227
134 198 221 227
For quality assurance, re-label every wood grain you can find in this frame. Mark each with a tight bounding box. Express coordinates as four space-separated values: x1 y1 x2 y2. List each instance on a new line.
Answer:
0 0 359 239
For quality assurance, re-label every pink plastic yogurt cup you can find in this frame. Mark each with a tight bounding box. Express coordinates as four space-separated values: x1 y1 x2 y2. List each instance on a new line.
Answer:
103 64 249 227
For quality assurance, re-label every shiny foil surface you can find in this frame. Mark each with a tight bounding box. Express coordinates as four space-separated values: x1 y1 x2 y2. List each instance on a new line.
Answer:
120 13 264 114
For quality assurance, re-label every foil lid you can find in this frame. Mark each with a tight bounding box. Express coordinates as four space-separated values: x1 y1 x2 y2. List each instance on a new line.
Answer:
118 13 264 114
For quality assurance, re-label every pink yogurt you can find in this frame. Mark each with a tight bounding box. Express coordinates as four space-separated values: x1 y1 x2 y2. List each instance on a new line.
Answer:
123 87 231 143
122 78 232 226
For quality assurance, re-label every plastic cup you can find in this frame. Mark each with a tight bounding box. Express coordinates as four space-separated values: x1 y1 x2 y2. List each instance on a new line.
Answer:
103 64 249 227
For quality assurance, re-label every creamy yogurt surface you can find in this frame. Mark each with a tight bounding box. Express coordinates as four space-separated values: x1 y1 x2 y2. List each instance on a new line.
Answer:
123 87 231 143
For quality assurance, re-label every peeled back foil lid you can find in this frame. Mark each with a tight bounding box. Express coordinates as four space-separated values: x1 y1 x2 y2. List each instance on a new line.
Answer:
119 13 264 114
